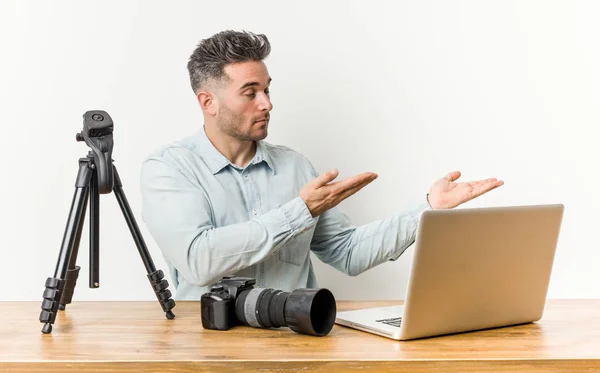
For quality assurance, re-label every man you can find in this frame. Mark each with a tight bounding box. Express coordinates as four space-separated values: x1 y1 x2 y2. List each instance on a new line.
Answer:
140 30 504 300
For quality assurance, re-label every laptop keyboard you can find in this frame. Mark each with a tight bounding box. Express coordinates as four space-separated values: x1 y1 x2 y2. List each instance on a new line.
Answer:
376 317 402 328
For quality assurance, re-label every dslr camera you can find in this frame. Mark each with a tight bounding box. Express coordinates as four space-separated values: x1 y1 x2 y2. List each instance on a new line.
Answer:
201 276 336 336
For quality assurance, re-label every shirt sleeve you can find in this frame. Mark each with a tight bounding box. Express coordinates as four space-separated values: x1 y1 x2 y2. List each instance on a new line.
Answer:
310 198 432 276
140 157 316 287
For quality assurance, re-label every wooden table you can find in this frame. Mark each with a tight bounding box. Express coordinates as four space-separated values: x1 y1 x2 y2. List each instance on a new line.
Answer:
1 300 599 372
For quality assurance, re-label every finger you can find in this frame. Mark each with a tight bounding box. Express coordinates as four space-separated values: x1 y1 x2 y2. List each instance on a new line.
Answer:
467 178 498 187
313 168 339 188
335 178 374 204
444 170 461 182
476 179 504 189
331 172 378 193
471 180 504 197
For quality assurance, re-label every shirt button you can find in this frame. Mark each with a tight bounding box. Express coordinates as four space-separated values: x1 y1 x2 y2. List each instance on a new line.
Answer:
252 209 257 215
244 175 249 181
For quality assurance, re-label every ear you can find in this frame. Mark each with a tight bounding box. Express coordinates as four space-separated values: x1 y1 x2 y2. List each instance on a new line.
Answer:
197 91 218 116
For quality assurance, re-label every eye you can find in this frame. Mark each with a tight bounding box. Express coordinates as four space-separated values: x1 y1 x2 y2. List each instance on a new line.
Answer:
265 89 270 95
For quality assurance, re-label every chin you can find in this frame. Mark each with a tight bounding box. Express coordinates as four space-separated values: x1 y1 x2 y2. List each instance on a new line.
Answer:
253 124 268 140
255 130 268 141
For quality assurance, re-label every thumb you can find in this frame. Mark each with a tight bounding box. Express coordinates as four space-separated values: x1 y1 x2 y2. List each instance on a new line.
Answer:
444 170 461 182
314 168 339 187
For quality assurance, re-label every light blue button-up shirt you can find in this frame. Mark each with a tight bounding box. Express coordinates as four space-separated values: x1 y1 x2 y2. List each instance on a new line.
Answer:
140 127 431 300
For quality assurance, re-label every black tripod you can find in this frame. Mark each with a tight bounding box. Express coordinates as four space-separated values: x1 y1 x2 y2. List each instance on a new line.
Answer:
39 110 175 334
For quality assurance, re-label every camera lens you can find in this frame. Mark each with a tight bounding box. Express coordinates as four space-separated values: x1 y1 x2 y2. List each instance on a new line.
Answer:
234 287 336 336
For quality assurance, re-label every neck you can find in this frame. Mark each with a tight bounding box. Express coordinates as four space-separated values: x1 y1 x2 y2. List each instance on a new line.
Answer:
204 124 256 168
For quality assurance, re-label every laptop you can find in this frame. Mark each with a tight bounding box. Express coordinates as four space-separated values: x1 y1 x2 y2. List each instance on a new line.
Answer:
335 204 564 340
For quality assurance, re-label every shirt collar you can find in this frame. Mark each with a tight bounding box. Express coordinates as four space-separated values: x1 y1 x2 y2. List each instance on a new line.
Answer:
255 140 275 175
194 127 275 175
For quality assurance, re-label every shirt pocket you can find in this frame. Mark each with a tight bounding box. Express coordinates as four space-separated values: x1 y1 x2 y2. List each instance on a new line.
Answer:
278 228 312 266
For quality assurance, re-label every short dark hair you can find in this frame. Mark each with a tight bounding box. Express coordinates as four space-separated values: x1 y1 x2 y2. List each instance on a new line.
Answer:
187 30 271 94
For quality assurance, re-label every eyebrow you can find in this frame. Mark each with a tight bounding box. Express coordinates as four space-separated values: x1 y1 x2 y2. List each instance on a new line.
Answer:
239 77 272 91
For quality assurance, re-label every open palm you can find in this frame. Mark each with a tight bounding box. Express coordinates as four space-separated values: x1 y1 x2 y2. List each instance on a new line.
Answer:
428 171 504 209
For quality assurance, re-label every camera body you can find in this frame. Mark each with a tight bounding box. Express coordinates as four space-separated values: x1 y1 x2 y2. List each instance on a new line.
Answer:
200 276 255 330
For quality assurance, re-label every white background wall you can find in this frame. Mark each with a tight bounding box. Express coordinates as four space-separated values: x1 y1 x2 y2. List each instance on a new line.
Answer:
1 0 598 301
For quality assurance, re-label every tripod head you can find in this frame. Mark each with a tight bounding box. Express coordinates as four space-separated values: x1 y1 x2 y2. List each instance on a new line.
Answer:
76 110 114 194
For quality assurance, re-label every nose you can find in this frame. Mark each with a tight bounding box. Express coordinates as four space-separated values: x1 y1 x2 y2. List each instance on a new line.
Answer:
257 92 273 112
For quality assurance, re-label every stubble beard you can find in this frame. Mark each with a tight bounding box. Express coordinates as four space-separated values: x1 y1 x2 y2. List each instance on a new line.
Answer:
218 107 268 142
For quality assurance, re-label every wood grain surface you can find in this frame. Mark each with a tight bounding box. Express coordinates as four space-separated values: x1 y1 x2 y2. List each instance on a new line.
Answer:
1 299 599 372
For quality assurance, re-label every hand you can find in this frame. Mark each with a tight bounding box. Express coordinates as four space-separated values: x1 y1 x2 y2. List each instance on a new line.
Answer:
427 171 504 209
300 168 378 217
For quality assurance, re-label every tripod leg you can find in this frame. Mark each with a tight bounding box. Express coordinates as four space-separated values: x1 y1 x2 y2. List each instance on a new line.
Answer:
40 159 93 333
112 165 176 319
58 182 88 311
89 169 100 288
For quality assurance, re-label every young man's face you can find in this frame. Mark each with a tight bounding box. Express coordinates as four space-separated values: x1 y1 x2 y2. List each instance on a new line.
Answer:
214 60 273 142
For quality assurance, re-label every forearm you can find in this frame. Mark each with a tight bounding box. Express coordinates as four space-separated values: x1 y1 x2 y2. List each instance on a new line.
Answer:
311 202 430 276
343 209 423 275
180 197 314 285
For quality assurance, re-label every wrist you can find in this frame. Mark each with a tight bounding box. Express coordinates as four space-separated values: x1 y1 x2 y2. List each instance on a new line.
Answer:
426 193 441 210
